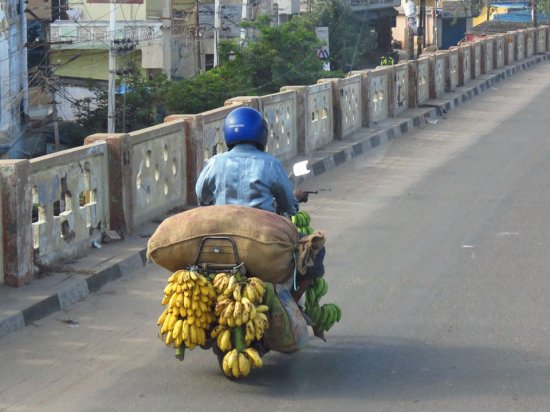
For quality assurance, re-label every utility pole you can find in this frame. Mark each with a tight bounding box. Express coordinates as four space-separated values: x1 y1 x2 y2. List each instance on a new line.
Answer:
532 0 537 26
405 0 416 60
194 0 201 74
214 0 220 67
241 0 249 44
107 0 116 134
418 0 425 56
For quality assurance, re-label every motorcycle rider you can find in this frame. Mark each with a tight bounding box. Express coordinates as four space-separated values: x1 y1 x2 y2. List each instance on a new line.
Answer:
195 106 324 300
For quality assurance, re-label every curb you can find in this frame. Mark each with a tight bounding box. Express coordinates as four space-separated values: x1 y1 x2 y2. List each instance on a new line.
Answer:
0 249 148 337
1 53 548 339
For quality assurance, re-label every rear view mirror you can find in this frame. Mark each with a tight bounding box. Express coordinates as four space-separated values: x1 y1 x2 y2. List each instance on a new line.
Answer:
292 160 310 177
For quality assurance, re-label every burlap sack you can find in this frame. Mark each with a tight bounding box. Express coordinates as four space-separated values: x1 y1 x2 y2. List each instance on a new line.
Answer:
295 230 326 275
146 205 300 284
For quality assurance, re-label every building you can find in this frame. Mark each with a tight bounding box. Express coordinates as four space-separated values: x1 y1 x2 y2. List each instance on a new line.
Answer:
392 0 477 52
0 0 28 158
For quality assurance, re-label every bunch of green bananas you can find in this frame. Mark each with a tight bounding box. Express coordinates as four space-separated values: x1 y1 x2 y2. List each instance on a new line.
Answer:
157 269 217 350
291 210 315 235
305 277 342 336
211 272 269 378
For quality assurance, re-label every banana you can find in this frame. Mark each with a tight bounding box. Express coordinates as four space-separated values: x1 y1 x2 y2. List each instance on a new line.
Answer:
168 312 178 331
320 278 328 297
255 305 269 313
245 347 263 368
226 349 238 369
233 302 243 326
190 325 197 344
163 283 175 296
183 295 191 309
291 215 297 225
219 329 233 351
220 302 235 325
165 330 173 345
182 320 190 341
222 351 233 376
249 278 265 301
238 353 251 377
215 298 232 316
157 308 168 326
253 317 265 340
240 298 252 324
161 294 170 306
232 355 241 378
167 273 177 283
244 320 255 345
172 319 183 338
176 270 185 285
244 284 258 303
179 306 187 318
160 311 171 334
210 324 225 339
224 275 237 296
233 283 242 301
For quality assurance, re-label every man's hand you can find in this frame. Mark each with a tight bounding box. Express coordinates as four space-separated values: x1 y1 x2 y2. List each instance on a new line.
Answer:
293 189 309 203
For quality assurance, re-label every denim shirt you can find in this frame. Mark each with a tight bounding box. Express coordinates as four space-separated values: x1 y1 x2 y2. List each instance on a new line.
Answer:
195 144 298 216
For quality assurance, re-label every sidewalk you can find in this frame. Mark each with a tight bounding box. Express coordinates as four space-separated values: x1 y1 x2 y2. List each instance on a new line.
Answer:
1 54 548 338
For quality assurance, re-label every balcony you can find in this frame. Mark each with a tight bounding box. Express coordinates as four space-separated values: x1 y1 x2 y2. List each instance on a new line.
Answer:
50 20 163 50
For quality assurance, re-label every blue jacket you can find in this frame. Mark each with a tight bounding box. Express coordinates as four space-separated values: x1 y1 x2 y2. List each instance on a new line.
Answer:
195 144 298 216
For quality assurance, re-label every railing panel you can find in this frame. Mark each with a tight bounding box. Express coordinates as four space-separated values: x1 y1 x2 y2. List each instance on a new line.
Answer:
516 30 525 60
458 44 472 85
448 48 459 90
339 75 362 138
536 26 547 54
128 121 187 228
526 28 535 57
305 83 333 153
30 143 110 265
367 67 389 125
417 56 430 105
494 35 505 68
472 42 482 78
506 32 516 65
260 91 298 162
391 63 409 116
482 38 494 73
432 52 447 97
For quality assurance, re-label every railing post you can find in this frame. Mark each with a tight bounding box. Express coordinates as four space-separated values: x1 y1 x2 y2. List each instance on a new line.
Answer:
280 86 307 156
84 134 132 234
0 160 34 286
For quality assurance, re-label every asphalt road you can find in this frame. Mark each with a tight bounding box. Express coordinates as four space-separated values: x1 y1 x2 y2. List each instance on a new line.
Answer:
1 63 550 412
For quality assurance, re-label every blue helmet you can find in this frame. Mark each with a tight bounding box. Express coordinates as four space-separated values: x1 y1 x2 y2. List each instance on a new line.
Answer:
224 107 268 150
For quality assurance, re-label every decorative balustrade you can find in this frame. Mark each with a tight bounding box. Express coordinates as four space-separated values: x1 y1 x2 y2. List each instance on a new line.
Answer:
30 143 110 266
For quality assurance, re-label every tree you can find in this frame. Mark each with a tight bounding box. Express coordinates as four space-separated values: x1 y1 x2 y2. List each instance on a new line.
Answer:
314 0 376 71
221 14 327 94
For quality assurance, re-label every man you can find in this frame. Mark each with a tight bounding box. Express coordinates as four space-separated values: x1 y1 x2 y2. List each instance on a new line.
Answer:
195 107 321 299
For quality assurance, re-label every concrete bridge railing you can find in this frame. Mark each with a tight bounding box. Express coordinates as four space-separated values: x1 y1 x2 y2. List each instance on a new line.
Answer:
1 26 549 286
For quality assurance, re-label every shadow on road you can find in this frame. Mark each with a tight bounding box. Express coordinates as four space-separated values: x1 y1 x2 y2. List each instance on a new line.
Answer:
235 335 547 400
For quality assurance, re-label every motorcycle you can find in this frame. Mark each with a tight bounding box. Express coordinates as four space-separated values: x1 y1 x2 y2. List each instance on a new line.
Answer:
153 161 340 379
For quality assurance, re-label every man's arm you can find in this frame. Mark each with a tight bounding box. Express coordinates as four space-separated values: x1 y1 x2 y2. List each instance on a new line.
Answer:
271 160 298 216
195 160 215 206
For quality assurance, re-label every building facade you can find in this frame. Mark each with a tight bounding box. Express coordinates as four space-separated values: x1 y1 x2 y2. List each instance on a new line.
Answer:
0 0 28 157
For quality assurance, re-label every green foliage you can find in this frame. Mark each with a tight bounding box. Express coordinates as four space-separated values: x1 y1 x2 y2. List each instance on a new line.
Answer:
313 0 376 72
71 11 356 134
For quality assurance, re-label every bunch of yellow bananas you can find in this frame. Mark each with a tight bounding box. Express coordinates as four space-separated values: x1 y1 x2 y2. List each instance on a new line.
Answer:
221 347 264 378
211 272 269 378
157 269 217 350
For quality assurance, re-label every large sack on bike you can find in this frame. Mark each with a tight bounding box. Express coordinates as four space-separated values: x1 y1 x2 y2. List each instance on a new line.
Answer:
146 205 300 284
